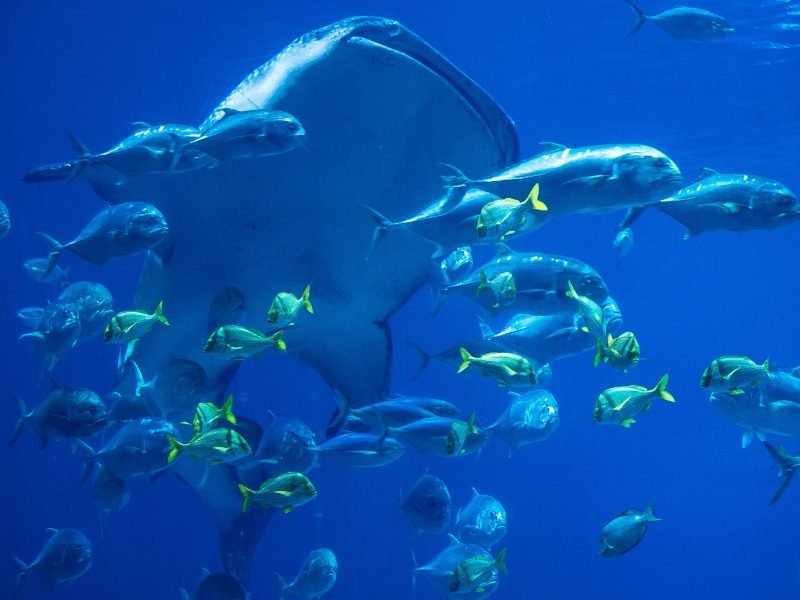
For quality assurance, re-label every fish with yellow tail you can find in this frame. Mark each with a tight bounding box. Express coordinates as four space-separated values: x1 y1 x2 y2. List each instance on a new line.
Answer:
565 280 606 341
183 395 237 436
449 547 508 594
593 374 675 427
475 271 515 308
458 347 539 387
203 325 286 359
445 411 479 456
700 355 770 394
166 428 251 464
594 331 641 371
267 284 313 327
476 183 547 240
238 471 317 513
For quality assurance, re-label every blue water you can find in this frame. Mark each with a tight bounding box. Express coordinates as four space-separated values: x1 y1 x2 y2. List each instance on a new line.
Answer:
3 1 800 598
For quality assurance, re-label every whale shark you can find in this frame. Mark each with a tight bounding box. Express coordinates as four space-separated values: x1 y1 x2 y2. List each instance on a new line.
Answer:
25 16 518 583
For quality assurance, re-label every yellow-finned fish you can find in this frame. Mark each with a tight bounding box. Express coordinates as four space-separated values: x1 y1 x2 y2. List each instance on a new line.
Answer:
476 183 547 240
594 331 641 371
267 285 313 327
238 471 317 513
449 547 509 594
475 271 515 308
700 355 770 394
166 428 251 464
203 325 286 359
592 374 675 428
458 347 538 387
183 395 237 436
565 280 606 341
103 300 169 344
445 411 479 455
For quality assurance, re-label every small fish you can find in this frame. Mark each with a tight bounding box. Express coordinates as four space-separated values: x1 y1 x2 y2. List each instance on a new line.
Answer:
439 246 474 284
449 547 508 594
103 300 169 347
185 395 237 436
311 432 405 468
456 488 508 548
166 428 252 464
476 183 547 239
37 202 169 277
401 473 452 535
445 411 479 455
277 547 338 600
0 199 9 239
347 398 436 431
594 331 641 371
392 416 489 457
599 501 660 557
700 356 770 393
58 281 115 340
593 374 675 427
192 108 306 160
625 1 734 41
207 286 246 332
14 528 93 592
458 347 539 387
487 389 560 454
476 270 516 308
91 465 130 514
23 258 69 286
19 301 82 369
612 227 634 258
414 537 501 597
76 418 177 481
238 471 317 513
249 415 317 476
762 442 800 505
9 383 108 447
565 280 606 341
267 284 313 327
204 325 286 359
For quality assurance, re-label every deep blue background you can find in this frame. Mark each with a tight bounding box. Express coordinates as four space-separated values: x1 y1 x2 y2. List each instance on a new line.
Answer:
3 1 800 598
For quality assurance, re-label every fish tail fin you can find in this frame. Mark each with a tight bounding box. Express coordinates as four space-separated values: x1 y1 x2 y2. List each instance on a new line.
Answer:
275 572 288 599
73 439 97 485
406 341 431 380
593 338 605 368
655 374 675 402
625 0 648 34
495 547 509 574
763 358 770 371
362 205 398 260
438 162 474 188
272 330 287 351
13 556 29 590
66 133 92 182
153 300 169 326
166 435 183 464
35 232 64 278
222 394 237 425
131 360 150 398
565 280 577 300
458 347 473 373
525 183 547 212
476 270 489 295
466 410 478 435
326 390 350 438
238 483 254 512
477 317 495 340
301 284 313 314
764 442 795 505
643 499 661 522
8 397 28 447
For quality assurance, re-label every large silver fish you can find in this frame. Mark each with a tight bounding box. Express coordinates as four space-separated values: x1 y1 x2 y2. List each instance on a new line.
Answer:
24 17 518 584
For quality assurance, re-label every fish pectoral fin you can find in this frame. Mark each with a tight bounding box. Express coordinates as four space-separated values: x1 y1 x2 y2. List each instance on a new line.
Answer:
563 175 608 187
721 202 746 214
273 490 293 496
612 398 632 411
620 418 636 428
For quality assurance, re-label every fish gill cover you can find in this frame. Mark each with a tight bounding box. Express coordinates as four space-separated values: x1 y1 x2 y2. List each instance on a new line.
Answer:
3 1 800 599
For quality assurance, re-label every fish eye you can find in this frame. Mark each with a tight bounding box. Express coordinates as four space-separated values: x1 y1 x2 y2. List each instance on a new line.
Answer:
285 120 299 132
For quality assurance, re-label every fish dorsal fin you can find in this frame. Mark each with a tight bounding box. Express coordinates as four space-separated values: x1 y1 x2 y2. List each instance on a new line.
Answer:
493 243 513 258
131 121 152 131
220 107 241 117
614 508 639 519
447 533 461 545
472 487 480 496
697 167 719 180
538 141 567 152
